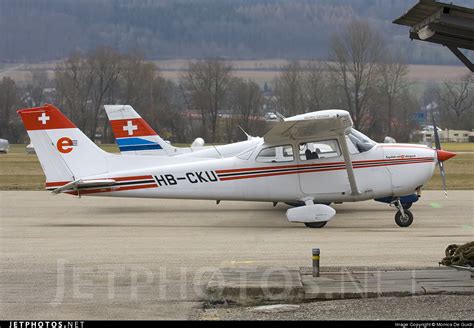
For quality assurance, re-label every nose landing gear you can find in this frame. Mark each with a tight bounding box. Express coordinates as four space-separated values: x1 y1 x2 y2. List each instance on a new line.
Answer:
392 199 414 227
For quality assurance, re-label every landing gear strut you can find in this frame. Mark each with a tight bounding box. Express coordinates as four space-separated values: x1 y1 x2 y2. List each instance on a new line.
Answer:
392 199 413 227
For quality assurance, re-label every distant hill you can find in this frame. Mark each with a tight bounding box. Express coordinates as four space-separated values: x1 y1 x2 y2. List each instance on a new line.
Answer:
0 0 472 64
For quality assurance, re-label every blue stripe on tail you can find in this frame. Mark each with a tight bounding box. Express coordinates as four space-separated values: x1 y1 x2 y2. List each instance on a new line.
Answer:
116 137 162 152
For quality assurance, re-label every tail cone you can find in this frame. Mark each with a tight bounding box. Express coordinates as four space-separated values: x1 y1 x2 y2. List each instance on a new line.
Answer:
437 149 456 162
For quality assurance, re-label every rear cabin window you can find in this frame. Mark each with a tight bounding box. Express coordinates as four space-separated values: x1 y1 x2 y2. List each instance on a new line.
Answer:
256 145 294 163
299 139 341 161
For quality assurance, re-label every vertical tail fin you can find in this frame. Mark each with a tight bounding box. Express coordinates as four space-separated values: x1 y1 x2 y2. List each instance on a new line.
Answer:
104 105 177 156
17 104 109 188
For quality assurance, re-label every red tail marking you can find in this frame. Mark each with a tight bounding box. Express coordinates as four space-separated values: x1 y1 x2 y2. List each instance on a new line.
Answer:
17 104 76 131
110 118 157 138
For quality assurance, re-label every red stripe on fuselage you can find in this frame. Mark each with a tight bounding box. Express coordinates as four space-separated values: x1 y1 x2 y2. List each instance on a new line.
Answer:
219 167 347 181
216 157 434 174
113 175 153 181
218 158 434 181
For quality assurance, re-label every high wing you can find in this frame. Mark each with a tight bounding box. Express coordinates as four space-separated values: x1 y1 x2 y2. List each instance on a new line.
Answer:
264 110 353 143
264 110 360 195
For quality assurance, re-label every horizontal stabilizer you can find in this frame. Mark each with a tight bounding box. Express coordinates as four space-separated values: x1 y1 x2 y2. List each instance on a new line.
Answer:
52 179 116 194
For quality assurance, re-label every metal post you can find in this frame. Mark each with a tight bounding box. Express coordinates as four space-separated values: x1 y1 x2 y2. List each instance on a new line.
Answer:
312 248 320 277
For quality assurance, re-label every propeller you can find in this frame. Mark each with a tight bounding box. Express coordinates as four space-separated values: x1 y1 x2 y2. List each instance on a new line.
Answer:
430 109 456 197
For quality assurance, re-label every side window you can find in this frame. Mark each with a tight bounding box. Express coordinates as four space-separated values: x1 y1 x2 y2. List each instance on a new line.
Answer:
299 139 341 161
256 145 294 163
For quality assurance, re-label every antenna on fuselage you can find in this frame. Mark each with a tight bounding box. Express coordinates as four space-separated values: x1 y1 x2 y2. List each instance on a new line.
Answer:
212 144 223 158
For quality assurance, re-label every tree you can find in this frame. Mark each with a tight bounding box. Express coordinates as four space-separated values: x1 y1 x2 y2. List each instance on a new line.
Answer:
377 54 409 136
25 71 49 107
147 77 186 143
55 52 94 133
56 48 123 140
328 20 385 131
181 59 233 142
392 90 420 143
226 78 263 142
303 61 327 112
0 77 23 142
273 60 305 116
439 73 474 130
87 47 123 140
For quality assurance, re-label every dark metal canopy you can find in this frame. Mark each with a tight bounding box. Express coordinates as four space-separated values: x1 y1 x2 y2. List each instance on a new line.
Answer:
393 0 474 71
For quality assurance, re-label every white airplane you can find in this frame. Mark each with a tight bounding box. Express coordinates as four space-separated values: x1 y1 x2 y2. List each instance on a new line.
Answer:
17 104 456 228
103 104 261 158
104 105 429 210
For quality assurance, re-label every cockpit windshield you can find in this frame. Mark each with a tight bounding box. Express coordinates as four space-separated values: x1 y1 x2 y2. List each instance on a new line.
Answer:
236 145 258 160
348 129 376 153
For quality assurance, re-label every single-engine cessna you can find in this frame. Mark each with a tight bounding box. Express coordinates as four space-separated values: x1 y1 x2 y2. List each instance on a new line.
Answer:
17 104 456 228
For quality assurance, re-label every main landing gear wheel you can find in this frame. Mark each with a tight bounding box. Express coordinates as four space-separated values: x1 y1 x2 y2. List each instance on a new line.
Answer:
304 221 327 228
395 210 413 227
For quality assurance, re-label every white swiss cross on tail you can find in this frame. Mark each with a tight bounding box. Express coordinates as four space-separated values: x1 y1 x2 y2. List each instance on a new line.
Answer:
38 112 50 125
123 120 138 136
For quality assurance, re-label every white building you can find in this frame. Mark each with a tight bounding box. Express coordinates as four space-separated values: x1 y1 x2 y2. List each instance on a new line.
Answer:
418 128 474 143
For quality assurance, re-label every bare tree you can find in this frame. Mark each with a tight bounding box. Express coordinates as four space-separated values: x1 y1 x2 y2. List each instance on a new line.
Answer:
273 60 305 116
56 48 123 140
328 20 385 130
222 78 264 142
181 59 233 142
377 54 409 136
88 47 123 140
120 55 156 108
231 79 263 134
148 77 185 143
25 71 49 107
303 60 327 112
440 74 474 129
55 52 94 133
0 77 23 142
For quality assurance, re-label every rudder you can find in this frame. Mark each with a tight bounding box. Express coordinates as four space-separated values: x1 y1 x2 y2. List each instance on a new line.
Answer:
104 105 176 155
17 104 110 188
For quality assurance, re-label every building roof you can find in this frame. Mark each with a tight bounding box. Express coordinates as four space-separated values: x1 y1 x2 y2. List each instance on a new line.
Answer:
393 0 474 71
393 0 474 50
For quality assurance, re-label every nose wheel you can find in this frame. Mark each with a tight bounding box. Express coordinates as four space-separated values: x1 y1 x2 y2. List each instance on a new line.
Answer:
395 209 413 227
392 199 414 227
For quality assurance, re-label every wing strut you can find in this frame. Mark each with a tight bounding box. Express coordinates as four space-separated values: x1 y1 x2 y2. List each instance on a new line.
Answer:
338 134 360 196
